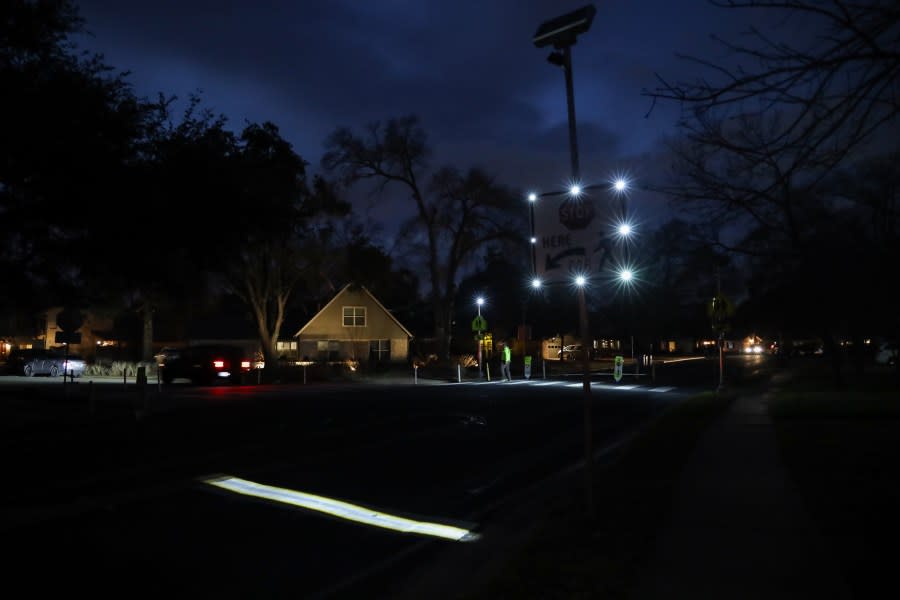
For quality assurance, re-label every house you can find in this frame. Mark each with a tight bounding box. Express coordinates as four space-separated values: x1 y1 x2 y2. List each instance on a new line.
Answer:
34 306 117 360
294 284 413 363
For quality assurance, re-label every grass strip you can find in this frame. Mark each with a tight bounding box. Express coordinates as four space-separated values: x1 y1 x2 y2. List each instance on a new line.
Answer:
769 368 900 600
463 390 732 599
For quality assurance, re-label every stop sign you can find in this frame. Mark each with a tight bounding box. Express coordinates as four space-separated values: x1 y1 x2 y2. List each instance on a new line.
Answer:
559 197 595 230
56 307 85 332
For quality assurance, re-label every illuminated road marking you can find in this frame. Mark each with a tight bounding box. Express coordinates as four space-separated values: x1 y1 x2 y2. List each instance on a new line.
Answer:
204 475 476 542
451 379 679 395
657 356 705 364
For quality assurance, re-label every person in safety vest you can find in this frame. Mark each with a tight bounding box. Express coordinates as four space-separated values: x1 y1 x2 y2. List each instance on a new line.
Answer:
500 341 512 381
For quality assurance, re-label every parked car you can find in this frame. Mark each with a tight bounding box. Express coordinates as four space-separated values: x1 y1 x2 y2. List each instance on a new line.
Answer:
153 346 182 365
875 341 898 366
558 344 584 361
159 344 253 385
5 348 85 377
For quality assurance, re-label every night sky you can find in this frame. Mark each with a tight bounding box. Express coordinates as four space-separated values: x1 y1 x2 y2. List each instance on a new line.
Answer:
71 1 776 239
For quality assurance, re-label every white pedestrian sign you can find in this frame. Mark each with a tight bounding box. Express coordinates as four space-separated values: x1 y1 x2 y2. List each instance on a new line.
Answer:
532 191 605 283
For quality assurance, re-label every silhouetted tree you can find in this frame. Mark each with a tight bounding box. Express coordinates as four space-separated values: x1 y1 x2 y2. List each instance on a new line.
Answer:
226 123 349 373
645 1 899 383
1 0 148 311
322 116 525 357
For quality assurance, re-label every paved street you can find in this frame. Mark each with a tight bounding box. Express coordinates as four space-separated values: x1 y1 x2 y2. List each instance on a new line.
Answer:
0 356 737 596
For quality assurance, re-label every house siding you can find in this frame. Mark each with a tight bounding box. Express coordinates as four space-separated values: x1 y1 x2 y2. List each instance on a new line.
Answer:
296 287 411 363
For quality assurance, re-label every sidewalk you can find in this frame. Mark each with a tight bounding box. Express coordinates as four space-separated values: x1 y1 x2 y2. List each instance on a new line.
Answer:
631 390 852 599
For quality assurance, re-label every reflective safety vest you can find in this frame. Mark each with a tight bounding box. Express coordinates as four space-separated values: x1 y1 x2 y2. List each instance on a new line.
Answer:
503 346 511 363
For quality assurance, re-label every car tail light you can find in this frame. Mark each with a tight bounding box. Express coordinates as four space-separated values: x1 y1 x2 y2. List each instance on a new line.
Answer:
213 360 225 369
240 360 251 370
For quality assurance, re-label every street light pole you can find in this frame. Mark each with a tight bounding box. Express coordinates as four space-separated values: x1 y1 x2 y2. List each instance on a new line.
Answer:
561 45 580 181
477 297 484 379
577 283 593 518
528 193 537 274
539 6 595 520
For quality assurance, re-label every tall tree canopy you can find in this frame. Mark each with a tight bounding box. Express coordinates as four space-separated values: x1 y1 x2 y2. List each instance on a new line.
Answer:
225 122 350 372
1 0 148 310
322 115 526 357
645 0 900 375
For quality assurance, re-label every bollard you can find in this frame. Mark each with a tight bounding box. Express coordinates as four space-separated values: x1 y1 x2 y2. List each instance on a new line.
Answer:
414 364 418 384
137 365 148 414
457 363 461 383
303 364 306 385
651 362 656 383
486 363 491 382
543 359 546 379
123 368 127 390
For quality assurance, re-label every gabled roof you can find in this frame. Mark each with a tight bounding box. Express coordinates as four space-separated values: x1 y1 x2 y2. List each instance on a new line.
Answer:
294 284 413 338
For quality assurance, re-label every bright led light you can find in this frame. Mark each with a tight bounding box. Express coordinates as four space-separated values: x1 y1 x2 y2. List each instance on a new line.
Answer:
570 184 582 196
205 475 476 542
531 278 541 288
476 297 484 306
618 224 631 236
528 192 537 202
614 178 627 192
530 236 537 244
574 275 586 286
620 269 633 282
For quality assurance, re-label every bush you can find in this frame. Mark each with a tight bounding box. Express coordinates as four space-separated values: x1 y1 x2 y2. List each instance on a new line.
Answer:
83 360 158 377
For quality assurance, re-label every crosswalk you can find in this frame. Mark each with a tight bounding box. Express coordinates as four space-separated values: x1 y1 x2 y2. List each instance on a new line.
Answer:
448 378 675 393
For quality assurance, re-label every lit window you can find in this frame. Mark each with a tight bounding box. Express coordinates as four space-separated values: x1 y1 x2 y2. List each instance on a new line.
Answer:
276 341 297 351
343 306 366 327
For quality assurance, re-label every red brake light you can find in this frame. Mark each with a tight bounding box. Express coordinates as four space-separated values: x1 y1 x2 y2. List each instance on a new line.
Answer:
213 360 225 369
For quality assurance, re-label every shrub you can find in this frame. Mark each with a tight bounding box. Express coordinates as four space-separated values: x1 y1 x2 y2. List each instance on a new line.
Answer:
84 361 158 377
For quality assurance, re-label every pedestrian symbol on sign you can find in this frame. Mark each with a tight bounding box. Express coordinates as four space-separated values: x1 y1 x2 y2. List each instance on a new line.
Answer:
613 355 624 382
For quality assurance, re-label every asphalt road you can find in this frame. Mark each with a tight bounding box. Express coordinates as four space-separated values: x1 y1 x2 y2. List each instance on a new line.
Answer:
0 356 745 597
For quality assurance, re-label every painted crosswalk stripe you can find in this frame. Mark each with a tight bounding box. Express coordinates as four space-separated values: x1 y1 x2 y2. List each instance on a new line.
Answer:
205 475 476 542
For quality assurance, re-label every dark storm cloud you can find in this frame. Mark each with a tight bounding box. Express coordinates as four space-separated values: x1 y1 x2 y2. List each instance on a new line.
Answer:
71 1 768 236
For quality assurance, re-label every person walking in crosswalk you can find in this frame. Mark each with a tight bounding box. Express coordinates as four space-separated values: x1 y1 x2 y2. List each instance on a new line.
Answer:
500 341 512 381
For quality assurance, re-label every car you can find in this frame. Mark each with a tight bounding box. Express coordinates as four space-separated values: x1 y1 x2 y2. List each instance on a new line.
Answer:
875 341 898 366
153 346 182 365
6 348 85 377
558 344 584 361
159 344 253 385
